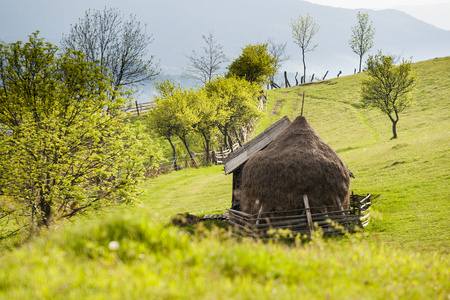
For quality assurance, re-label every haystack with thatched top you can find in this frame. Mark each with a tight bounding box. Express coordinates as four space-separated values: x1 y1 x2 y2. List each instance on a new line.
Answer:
241 115 351 215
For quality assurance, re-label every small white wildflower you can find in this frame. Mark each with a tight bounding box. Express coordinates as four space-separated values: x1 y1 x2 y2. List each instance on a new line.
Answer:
108 241 120 251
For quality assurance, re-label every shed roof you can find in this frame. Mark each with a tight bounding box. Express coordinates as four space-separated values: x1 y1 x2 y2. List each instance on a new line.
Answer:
223 116 291 174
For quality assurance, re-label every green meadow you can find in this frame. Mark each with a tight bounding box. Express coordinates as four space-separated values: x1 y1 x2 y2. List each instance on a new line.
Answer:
0 57 449 299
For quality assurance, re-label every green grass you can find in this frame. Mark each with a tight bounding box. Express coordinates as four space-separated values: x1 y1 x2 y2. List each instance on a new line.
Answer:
0 214 448 299
257 57 450 253
1 57 449 298
137 165 231 219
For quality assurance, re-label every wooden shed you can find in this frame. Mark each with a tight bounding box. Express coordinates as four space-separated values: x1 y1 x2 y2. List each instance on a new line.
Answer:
223 116 291 210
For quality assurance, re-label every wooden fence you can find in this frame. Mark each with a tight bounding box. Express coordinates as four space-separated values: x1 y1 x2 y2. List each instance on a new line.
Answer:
122 101 155 116
212 143 240 165
228 193 371 238
153 142 240 171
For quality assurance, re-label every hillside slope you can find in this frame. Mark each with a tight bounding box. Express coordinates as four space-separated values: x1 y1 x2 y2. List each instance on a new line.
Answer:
141 57 450 252
259 56 450 252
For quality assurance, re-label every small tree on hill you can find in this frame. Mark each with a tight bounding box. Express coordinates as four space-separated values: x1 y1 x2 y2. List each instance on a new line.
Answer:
267 38 291 87
0 33 148 241
227 43 277 85
291 13 319 84
361 51 416 139
349 11 375 73
184 32 228 84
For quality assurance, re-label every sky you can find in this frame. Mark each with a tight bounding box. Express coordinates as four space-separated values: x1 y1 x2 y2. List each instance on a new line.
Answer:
305 0 449 9
306 0 450 30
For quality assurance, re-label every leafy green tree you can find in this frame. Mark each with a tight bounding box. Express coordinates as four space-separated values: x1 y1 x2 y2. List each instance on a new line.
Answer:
61 7 160 92
349 11 375 73
361 51 416 139
147 81 181 170
291 13 319 84
227 43 277 84
148 81 200 169
191 88 218 164
0 33 148 240
205 76 262 150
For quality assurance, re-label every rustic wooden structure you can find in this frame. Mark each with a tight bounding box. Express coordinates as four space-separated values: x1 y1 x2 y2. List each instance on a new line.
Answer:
223 116 292 210
122 101 155 116
228 193 371 238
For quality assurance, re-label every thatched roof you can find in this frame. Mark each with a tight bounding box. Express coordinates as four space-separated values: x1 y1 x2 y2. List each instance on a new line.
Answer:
241 115 351 215
224 116 291 174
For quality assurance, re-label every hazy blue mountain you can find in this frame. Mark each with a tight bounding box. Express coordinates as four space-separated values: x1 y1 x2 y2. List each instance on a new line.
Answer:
1 0 449 101
394 3 450 31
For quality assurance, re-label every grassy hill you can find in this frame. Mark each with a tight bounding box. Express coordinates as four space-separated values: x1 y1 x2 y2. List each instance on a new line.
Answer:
0 57 449 299
257 57 450 253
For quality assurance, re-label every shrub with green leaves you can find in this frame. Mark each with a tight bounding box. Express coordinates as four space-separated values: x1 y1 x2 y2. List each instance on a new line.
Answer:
227 42 277 84
0 33 150 243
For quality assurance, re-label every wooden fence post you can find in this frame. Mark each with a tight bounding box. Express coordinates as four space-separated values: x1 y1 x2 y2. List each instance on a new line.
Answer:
335 195 345 216
303 194 314 236
212 150 217 165
135 101 140 116
284 71 291 87
300 91 305 116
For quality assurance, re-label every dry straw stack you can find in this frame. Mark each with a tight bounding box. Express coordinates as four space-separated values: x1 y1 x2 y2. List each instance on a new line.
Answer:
241 115 351 216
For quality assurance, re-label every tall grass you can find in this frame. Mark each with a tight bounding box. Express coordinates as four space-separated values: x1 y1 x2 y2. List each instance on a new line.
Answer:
0 214 448 299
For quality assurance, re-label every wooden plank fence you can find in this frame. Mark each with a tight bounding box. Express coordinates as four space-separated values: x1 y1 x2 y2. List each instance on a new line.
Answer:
153 142 240 172
212 143 240 165
227 193 371 238
122 101 155 116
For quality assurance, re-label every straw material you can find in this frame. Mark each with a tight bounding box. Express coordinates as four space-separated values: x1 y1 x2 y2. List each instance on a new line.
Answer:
241 116 351 215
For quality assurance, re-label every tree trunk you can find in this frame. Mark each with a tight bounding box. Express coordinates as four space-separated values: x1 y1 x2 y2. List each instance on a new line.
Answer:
233 127 242 147
178 133 198 168
219 125 234 151
359 54 363 73
388 112 399 139
227 132 234 152
38 194 52 228
302 48 306 84
201 131 211 165
391 119 398 139
166 135 179 170
218 126 229 150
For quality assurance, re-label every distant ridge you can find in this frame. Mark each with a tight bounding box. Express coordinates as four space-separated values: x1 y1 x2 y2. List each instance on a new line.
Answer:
1 0 449 94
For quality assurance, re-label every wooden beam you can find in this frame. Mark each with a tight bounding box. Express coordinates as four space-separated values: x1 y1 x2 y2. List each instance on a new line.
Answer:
335 195 345 216
303 194 314 236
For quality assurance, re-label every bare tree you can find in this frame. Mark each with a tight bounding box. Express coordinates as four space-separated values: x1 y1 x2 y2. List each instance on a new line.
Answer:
349 11 375 73
291 14 319 84
184 32 228 84
267 38 291 87
61 7 160 91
